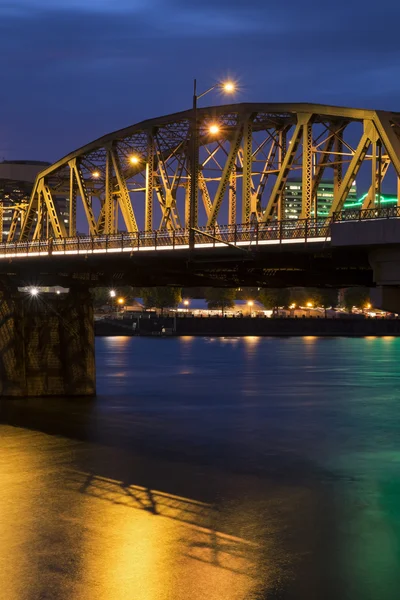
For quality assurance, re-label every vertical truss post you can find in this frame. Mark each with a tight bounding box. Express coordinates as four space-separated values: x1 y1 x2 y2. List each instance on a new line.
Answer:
277 129 287 221
189 84 199 247
104 148 114 234
311 125 344 219
185 159 191 228
300 120 313 219
334 136 343 210
377 140 382 208
33 186 44 240
398 177 400 208
145 132 155 231
370 135 378 209
0 201 3 241
69 163 76 236
229 164 237 225
242 118 253 223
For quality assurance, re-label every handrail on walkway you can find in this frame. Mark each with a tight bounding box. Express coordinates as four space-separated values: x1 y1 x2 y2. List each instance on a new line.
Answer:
0 207 398 259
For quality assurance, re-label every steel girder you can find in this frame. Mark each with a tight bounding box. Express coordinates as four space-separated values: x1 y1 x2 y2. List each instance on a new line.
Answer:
15 103 400 241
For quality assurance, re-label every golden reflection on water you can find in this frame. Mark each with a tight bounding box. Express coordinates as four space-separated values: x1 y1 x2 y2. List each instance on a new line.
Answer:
244 336 260 345
67 471 259 600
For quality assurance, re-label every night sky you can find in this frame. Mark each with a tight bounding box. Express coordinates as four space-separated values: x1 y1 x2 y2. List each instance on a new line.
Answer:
1 0 399 163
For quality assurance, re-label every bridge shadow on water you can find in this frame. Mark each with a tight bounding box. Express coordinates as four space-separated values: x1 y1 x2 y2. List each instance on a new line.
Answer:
0 394 357 599
66 469 259 579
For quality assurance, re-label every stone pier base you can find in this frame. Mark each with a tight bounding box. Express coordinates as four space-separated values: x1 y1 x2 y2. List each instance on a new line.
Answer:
0 290 95 396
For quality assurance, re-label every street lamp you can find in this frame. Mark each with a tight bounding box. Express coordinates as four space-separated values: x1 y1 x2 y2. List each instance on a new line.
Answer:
109 289 116 315
30 287 39 296
208 124 220 135
189 78 236 248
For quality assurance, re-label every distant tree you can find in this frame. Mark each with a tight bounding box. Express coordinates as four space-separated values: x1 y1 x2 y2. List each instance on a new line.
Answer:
288 287 338 309
91 286 135 308
140 287 182 313
204 288 236 313
236 287 260 301
288 287 308 307
343 287 370 312
259 288 290 311
91 287 110 308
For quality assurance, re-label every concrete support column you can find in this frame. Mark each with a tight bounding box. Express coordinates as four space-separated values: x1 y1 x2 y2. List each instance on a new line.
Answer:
370 286 400 314
0 289 95 396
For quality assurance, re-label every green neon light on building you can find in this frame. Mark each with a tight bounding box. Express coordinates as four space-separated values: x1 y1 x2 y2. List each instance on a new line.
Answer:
344 193 398 208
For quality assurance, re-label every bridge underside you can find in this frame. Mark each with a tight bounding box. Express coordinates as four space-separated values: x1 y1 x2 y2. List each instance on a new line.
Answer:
0 243 372 289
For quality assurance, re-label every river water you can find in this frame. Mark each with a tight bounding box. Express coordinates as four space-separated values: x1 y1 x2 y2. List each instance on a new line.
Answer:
1 336 400 599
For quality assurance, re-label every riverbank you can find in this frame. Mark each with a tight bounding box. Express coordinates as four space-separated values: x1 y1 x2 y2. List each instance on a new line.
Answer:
95 316 400 337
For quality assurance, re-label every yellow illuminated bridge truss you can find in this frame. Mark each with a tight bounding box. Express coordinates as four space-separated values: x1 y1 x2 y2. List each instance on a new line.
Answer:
10 103 400 244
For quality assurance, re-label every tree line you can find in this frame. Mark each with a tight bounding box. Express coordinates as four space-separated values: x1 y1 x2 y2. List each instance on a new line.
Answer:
91 286 371 313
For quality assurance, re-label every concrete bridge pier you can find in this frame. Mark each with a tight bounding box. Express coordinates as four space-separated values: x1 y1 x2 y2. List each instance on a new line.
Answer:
0 289 95 397
369 248 400 314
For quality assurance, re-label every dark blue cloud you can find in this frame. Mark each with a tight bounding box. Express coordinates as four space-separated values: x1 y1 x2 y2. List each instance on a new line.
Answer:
1 0 400 162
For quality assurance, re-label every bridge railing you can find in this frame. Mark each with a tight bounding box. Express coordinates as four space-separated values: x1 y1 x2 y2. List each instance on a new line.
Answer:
0 207 399 258
332 206 400 222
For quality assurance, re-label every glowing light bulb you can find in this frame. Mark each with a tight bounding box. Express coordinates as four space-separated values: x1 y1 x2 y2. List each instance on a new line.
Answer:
209 124 220 135
222 81 235 93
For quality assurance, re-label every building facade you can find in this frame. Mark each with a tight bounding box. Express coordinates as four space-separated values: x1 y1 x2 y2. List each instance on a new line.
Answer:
283 180 358 220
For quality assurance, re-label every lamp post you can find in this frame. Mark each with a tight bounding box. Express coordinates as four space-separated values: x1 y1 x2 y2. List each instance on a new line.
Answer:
189 79 236 249
109 289 116 316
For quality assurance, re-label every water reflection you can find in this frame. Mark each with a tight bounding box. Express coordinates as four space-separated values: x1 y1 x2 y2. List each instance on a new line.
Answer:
2 336 400 599
68 470 258 578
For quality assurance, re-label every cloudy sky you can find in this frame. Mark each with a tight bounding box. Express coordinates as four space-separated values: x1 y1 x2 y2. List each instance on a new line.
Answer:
1 0 399 162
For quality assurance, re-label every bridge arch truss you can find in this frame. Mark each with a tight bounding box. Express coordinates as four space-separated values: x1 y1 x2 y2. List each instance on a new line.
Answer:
15 103 400 242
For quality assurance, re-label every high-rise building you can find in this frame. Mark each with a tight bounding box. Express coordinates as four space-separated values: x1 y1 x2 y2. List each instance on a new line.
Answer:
283 179 358 219
0 160 69 241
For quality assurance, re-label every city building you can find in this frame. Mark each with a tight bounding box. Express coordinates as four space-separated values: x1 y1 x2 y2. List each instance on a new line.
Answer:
0 160 69 241
283 179 358 219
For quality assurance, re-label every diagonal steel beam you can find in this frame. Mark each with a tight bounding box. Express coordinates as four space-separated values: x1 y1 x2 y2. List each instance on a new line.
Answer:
110 148 138 232
262 114 311 222
362 157 390 209
38 180 67 238
19 178 41 241
374 112 400 177
207 123 244 227
329 120 375 214
70 159 98 236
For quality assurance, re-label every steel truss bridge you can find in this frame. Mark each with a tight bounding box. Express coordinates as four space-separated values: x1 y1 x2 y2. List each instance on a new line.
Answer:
2 102 400 288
